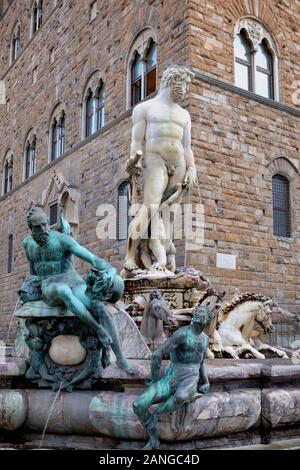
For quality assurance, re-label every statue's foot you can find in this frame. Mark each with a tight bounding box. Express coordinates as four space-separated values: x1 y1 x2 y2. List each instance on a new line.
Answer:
143 439 160 450
124 259 139 271
190 392 204 402
117 358 137 375
150 263 165 272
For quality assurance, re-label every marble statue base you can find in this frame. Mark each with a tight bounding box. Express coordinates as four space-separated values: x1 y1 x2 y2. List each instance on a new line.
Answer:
1 359 300 449
122 267 209 314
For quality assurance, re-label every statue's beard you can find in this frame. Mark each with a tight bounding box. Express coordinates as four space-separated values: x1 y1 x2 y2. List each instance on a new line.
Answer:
172 84 185 102
32 231 49 247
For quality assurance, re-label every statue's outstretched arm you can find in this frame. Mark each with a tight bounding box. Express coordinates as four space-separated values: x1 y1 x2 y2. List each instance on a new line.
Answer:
63 236 116 274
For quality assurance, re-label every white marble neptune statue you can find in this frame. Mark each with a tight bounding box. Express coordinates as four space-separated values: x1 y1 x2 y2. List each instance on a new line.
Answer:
123 65 197 275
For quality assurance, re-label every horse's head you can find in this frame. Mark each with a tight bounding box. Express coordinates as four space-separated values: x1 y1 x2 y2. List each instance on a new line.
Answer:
256 300 275 334
201 290 225 335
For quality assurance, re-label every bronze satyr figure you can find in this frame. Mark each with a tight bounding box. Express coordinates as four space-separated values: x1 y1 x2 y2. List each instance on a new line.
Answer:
133 305 212 449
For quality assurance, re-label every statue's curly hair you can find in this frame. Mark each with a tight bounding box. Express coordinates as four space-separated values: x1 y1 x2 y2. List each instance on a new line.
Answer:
160 65 195 89
26 207 49 230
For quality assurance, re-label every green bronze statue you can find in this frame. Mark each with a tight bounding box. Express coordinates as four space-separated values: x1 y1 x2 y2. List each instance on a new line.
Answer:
133 305 212 449
20 206 134 375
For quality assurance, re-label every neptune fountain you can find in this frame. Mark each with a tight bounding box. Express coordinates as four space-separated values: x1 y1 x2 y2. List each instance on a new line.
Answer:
0 66 300 450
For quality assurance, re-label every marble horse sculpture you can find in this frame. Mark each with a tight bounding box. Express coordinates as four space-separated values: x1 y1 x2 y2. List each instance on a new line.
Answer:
140 289 178 350
217 293 289 359
19 207 135 389
133 305 212 450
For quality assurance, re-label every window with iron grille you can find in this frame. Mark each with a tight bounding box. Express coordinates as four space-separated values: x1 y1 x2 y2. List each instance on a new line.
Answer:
49 203 58 226
272 175 291 238
7 235 13 274
117 182 130 240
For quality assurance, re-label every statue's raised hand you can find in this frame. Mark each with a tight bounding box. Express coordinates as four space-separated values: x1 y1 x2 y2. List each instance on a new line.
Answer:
125 150 143 177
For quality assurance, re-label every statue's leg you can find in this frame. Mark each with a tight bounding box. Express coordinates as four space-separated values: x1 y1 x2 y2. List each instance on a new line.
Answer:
161 163 186 268
91 300 136 374
257 343 288 359
149 216 167 270
133 378 172 450
43 283 112 347
124 160 168 270
153 377 197 416
235 344 265 359
221 346 239 359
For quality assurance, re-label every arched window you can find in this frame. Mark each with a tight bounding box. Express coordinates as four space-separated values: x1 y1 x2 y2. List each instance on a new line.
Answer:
95 83 105 131
145 40 157 97
31 0 43 37
272 175 291 238
117 181 130 240
234 19 278 100
25 136 36 179
51 119 58 161
86 89 94 137
58 112 65 156
10 22 21 65
234 29 252 92
3 151 13 195
255 40 273 99
131 52 143 106
83 75 105 138
49 105 65 162
7 234 13 274
51 117 65 161
127 31 157 108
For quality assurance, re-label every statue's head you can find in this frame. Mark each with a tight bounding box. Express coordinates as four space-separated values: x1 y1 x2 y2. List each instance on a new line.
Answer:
160 65 195 102
31 337 44 351
256 300 274 334
86 269 125 304
109 274 125 303
191 305 212 332
149 290 162 301
27 207 50 247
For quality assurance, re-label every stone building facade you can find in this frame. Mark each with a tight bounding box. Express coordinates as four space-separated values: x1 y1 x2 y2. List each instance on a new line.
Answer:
0 0 299 339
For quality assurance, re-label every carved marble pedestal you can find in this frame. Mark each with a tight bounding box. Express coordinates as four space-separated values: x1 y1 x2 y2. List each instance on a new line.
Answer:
122 267 209 313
